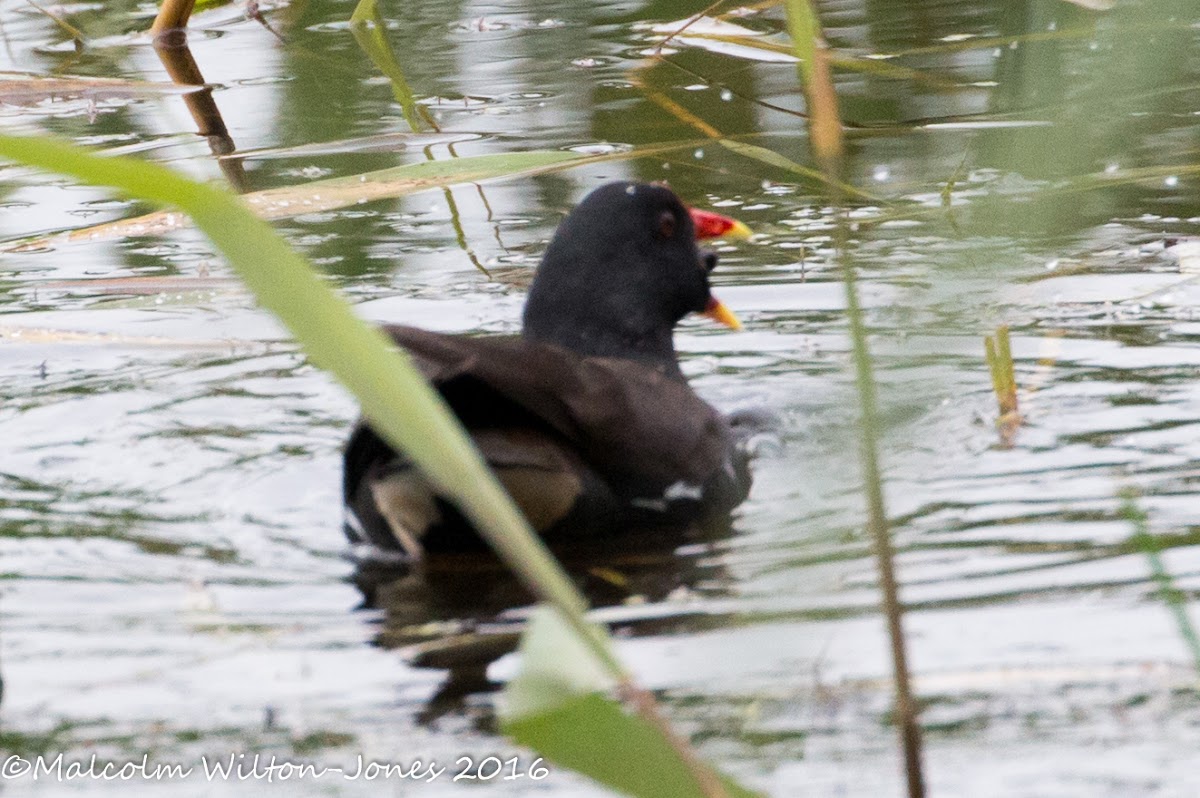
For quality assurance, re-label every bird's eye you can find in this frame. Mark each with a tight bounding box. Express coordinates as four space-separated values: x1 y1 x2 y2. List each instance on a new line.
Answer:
656 210 676 240
703 251 718 272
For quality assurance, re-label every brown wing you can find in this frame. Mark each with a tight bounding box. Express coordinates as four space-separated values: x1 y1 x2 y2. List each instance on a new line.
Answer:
378 324 737 497
343 325 749 553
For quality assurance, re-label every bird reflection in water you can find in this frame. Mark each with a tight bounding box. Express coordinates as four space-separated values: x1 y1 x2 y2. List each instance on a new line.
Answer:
350 518 739 726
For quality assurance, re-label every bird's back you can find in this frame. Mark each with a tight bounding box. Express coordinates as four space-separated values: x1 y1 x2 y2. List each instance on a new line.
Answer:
343 325 750 556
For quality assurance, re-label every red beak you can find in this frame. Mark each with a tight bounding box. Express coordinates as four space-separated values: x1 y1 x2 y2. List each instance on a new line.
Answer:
689 208 753 240
687 208 747 331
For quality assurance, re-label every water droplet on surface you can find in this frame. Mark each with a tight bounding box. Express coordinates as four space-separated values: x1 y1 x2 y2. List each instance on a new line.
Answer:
1165 175 1179 188
1105 163 1120 174
872 166 890 182
720 88 733 101
693 148 705 159
1045 259 1059 271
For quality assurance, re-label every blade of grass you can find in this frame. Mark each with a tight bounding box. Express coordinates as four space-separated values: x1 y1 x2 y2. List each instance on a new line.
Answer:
782 0 843 165
984 325 1018 417
719 139 881 202
502 607 749 798
26 0 86 46
0 76 195 106
8 140 726 251
634 78 723 138
216 131 474 161
0 130 603 667
0 132 757 798
984 335 1004 407
350 2 490 276
651 2 730 55
350 0 438 133
784 2 924 796
984 326 1021 448
630 70 879 202
996 325 1017 415
245 0 285 42
838 233 926 798
1118 489 1200 677
11 149 589 250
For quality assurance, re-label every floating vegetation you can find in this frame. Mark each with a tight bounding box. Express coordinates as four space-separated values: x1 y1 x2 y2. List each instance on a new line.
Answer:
984 324 1021 448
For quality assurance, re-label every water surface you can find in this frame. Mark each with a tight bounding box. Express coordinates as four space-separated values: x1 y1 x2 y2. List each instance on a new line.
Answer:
2 0 1200 795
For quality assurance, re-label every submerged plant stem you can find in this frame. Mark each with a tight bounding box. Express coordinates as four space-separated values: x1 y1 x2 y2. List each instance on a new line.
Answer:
152 36 248 192
151 0 196 34
838 220 926 798
984 325 1020 446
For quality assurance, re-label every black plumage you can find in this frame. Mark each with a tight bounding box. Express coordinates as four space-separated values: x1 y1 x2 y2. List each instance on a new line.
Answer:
343 182 753 557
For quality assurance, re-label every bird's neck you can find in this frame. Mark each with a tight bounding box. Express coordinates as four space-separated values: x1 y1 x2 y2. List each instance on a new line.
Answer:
521 312 684 379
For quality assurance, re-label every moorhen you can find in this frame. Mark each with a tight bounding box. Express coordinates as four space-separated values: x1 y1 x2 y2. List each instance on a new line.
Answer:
343 181 754 558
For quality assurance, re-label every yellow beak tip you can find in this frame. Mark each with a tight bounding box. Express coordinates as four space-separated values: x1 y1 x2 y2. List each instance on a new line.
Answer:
704 300 743 331
725 220 753 240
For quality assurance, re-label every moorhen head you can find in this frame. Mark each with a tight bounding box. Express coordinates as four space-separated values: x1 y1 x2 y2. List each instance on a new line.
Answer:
343 181 754 559
522 181 741 377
